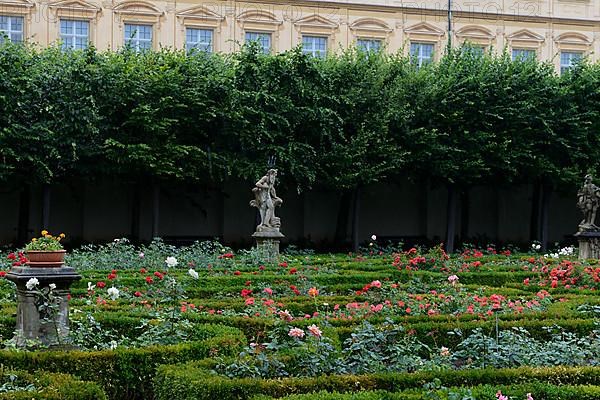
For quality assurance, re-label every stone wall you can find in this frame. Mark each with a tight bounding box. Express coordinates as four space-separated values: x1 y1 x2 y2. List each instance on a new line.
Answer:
0 179 579 248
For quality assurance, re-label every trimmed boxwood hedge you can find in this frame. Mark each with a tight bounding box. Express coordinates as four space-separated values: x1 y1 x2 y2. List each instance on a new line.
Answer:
249 383 600 400
0 324 245 400
0 370 106 400
153 364 600 400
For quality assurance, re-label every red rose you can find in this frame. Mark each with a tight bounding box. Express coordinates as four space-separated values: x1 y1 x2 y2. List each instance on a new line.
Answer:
145 276 154 284
97 281 106 288
107 273 117 280
134 291 142 297
7 253 16 260
0 271 6 278
234 271 241 276
140 268 147 274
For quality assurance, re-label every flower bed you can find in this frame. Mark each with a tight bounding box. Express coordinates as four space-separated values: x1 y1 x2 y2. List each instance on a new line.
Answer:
0 241 598 400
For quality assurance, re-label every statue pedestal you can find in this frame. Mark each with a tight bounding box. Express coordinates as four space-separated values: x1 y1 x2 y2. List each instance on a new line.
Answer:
575 231 600 259
6 266 81 347
252 230 285 263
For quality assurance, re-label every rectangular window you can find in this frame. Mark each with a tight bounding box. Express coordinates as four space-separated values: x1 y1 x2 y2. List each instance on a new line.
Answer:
560 51 582 74
302 35 327 58
124 23 152 51
357 38 382 52
0 15 24 43
245 31 271 54
186 28 213 52
60 19 89 50
462 44 486 57
410 42 434 67
512 48 536 61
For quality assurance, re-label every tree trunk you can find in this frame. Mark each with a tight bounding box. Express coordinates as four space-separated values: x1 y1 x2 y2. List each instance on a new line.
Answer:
540 184 551 252
460 188 469 244
131 184 141 242
445 184 459 254
334 191 352 250
529 182 542 243
17 185 31 246
352 187 361 252
151 182 160 239
41 184 51 230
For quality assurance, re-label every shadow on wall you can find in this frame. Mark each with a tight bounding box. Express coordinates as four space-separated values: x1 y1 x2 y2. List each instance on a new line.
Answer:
0 180 580 251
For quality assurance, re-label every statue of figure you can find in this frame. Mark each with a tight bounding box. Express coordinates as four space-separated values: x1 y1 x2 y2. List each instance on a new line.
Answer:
250 169 283 231
578 174 600 231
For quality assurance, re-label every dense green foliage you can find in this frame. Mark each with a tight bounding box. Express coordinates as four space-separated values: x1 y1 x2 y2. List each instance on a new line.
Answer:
0 42 598 190
0 369 106 400
154 364 600 400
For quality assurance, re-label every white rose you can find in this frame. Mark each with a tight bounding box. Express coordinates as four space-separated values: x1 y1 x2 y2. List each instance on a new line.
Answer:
371 234 377 241
26 278 39 290
107 287 120 300
188 268 199 280
49 283 57 290
165 256 178 268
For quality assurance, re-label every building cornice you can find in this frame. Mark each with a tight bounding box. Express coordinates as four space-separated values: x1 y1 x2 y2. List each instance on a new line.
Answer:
235 0 600 26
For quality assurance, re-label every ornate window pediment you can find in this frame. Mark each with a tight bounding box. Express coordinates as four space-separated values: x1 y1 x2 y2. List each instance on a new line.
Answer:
555 32 591 46
456 25 495 43
176 5 224 25
404 22 445 37
237 10 282 27
114 1 163 23
350 18 391 33
49 0 100 18
350 17 392 40
507 29 545 43
294 13 338 31
0 0 34 15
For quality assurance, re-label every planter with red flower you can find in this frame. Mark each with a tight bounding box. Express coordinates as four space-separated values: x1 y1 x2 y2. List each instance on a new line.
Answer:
24 230 67 268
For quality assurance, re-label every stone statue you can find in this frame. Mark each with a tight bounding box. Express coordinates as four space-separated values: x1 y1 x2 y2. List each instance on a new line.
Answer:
250 169 283 232
577 174 600 232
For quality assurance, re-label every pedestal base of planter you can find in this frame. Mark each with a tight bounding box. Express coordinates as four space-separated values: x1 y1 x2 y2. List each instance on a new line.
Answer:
6 266 81 347
252 230 285 264
575 231 600 260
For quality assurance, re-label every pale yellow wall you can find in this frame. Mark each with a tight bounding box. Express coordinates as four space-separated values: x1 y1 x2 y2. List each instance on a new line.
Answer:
1 0 599 72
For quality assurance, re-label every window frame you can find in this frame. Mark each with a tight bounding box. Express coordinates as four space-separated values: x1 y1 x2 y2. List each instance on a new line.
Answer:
185 27 213 52
244 31 272 54
302 35 328 58
0 14 24 43
124 23 153 52
60 18 90 50
357 38 382 52
511 48 536 61
410 41 435 67
560 51 583 74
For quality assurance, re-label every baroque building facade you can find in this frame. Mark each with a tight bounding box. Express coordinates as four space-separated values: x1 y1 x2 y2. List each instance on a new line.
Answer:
0 0 598 73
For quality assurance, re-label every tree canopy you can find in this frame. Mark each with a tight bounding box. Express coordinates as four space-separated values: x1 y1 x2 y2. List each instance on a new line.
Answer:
1 41 598 192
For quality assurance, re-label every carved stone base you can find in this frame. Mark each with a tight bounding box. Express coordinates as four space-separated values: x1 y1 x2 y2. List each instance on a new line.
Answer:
575 231 600 259
6 266 81 347
252 230 285 263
